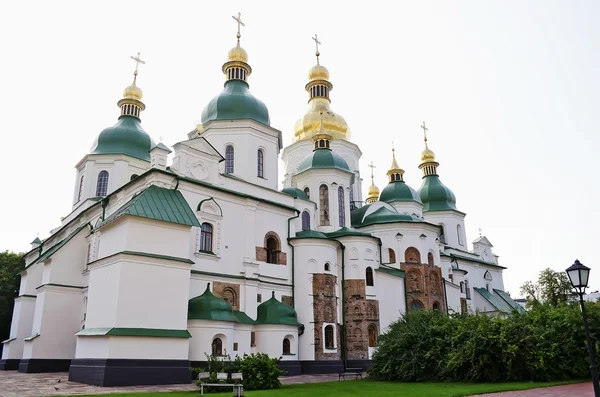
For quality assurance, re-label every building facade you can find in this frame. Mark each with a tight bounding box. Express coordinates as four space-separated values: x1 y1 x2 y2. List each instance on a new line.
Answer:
0 18 524 386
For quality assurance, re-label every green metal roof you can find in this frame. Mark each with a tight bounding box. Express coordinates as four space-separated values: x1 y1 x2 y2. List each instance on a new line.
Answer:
201 80 270 126
351 204 422 228
474 287 514 314
325 227 374 239
188 284 239 322
292 230 329 240
151 142 172 153
281 187 309 200
256 292 302 326
90 116 155 161
102 185 200 228
376 265 406 278
380 180 422 204
296 148 352 175
418 175 457 211
494 289 526 314
26 223 91 269
31 237 42 244
233 311 256 324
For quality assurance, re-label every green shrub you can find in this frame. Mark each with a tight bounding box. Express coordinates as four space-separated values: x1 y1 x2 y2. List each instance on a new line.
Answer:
369 302 600 383
235 353 285 390
194 352 236 393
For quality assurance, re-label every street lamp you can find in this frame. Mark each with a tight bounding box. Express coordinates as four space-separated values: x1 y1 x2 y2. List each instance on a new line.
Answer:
566 259 600 397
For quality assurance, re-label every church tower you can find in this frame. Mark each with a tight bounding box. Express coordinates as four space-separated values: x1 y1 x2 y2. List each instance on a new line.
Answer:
282 35 363 207
194 13 282 190
72 53 154 210
417 122 467 249
379 148 423 216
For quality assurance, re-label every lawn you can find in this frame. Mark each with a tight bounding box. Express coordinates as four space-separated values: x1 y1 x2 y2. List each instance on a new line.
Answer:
55 379 578 397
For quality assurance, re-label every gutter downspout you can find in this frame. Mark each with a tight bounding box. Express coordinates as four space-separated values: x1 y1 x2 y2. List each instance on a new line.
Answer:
403 277 408 315
174 175 180 190
377 238 383 264
286 210 300 308
100 197 109 221
332 239 347 370
443 277 449 315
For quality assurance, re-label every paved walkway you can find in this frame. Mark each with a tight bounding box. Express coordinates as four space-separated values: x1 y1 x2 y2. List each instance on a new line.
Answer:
474 382 593 397
0 371 339 397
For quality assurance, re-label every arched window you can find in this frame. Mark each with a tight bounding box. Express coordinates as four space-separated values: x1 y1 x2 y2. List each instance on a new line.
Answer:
439 224 446 244
427 252 435 266
338 186 345 227
257 149 264 178
411 300 424 311
457 224 463 246
324 325 334 349
283 338 291 354
77 175 84 202
368 324 378 347
388 248 396 263
366 267 374 286
95 171 109 196
303 187 310 199
225 145 234 174
130 174 139 181
212 337 223 356
433 301 441 311
200 223 213 252
266 236 279 264
319 185 330 226
301 211 310 231
324 262 330 271
404 247 421 263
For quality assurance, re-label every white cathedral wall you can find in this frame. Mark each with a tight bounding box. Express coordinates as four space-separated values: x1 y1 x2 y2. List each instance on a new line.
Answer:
376 273 406 332
293 239 339 361
461 263 505 293
1 296 36 360
422 211 467 250
254 325 298 361
83 263 120 329
41 228 88 286
188 320 235 361
444 281 462 314
20 264 43 296
23 285 83 359
75 336 189 360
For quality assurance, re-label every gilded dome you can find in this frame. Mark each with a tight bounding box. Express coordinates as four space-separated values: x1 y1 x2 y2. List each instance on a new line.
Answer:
227 43 248 63
308 64 329 82
421 147 436 162
123 83 143 101
294 99 350 142
368 182 380 197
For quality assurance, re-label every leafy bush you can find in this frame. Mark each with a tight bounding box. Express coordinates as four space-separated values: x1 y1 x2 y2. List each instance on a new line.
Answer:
369 302 600 382
193 352 237 393
235 352 285 390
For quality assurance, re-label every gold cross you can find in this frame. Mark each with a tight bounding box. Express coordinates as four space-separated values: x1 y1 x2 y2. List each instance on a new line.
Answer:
130 52 145 77
232 12 245 39
421 121 428 142
368 161 376 179
312 34 321 63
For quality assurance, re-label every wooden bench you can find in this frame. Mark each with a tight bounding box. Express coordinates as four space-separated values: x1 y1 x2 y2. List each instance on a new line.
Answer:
339 367 363 381
198 372 244 396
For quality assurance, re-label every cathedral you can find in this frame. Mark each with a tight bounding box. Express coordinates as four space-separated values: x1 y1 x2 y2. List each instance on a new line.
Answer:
0 14 524 386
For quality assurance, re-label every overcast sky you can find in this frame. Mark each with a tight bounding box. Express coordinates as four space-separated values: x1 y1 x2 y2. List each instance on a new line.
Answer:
1 1 598 297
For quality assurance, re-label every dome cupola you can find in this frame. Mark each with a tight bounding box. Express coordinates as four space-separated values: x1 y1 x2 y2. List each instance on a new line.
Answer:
380 148 422 204
294 34 350 142
200 13 270 126
256 292 302 326
417 122 457 211
90 52 154 161
187 283 239 322
365 161 380 204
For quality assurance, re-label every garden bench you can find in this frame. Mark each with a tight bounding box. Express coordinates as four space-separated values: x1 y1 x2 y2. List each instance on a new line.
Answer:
198 372 244 396
338 367 363 381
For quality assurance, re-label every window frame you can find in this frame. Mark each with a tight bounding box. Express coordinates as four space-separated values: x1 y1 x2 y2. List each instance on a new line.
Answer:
366 266 374 287
95 170 109 197
199 222 214 253
301 211 311 231
337 186 345 227
225 145 234 174
212 337 223 356
257 148 265 178
324 324 335 350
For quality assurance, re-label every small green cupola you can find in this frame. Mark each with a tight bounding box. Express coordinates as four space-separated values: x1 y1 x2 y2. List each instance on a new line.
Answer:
200 13 270 126
295 125 352 176
379 148 422 204
188 283 239 322
90 52 155 162
417 122 457 211
256 292 302 326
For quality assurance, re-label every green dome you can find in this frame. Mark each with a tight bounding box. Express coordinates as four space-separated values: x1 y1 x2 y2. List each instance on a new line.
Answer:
281 187 309 200
188 284 239 322
90 116 154 162
296 148 350 174
351 202 422 228
418 175 457 211
201 80 270 126
256 292 302 326
380 181 422 204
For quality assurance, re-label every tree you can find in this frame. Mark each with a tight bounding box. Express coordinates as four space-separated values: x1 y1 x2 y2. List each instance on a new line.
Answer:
520 268 574 308
0 250 24 356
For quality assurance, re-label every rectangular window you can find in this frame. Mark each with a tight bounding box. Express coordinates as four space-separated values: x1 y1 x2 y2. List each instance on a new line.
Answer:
233 342 238 351
251 332 256 347
257 294 262 303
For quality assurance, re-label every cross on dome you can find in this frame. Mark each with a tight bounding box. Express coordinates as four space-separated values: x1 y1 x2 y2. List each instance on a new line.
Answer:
232 12 245 40
421 121 429 146
368 161 376 179
130 52 145 79
312 34 321 63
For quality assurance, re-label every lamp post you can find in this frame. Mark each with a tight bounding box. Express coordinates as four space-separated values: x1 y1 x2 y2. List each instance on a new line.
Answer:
566 259 600 397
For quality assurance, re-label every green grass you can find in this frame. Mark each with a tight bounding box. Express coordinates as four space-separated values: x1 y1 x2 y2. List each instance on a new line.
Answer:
54 379 580 397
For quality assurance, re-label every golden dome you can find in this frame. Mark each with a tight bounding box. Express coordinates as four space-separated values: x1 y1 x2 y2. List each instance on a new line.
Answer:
227 42 248 63
368 182 380 197
421 147 436 162
309 64 329 82
294 98 350 142
123 82 143 101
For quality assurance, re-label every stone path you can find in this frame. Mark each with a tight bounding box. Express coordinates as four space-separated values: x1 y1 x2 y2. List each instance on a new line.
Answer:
474 382 593 397
0 371 339 397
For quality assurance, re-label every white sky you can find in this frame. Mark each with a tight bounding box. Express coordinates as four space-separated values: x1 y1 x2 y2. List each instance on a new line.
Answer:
1 1 598 298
